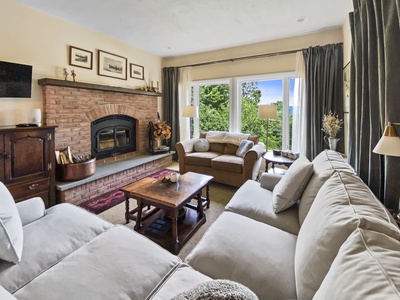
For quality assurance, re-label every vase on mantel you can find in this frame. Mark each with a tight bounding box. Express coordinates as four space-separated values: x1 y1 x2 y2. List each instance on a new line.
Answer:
324 136 339 151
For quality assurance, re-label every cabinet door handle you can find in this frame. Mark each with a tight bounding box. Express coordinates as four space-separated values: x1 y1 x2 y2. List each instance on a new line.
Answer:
2 152 11 159
29 184 39 190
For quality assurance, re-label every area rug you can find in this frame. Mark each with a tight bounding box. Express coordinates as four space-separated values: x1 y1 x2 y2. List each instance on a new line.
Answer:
79 168 176 214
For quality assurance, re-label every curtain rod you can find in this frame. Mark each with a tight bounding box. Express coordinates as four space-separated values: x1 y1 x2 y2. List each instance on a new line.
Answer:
177 48 303 68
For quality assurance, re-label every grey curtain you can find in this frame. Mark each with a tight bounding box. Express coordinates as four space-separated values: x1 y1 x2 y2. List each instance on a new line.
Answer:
162 67 180 160
348 0 400 209
303 43 344 160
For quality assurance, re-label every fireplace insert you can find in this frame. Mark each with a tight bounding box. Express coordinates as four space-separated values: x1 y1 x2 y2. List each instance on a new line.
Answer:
91 114 136 159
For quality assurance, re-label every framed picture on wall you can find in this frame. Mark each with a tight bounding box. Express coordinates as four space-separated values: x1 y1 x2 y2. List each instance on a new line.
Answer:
69 46 93 70
130 63 144 80
343 61 350 113
97 50 127 80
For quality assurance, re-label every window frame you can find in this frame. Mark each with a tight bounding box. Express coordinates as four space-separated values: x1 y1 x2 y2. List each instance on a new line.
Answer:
191 72 295 149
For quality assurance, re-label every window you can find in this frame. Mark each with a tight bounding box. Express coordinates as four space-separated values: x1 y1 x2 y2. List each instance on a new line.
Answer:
191 73 295 150
192 79 231 137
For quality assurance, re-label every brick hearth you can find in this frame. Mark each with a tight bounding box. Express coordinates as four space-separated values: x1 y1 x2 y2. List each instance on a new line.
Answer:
39 79 171 205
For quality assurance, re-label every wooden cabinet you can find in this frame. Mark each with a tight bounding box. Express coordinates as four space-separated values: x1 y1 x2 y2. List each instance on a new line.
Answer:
0 126 56 207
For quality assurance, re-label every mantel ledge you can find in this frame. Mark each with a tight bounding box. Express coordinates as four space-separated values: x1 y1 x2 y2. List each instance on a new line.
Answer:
38 78 162 97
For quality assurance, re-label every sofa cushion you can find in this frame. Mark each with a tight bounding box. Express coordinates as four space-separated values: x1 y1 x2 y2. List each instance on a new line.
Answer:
272 157 313 213
224 143 239 155
314 224 400 299
185 152 221 167
0 203 112 293
149 264 211 300
211 155 243 173
193 138 209 152
0 285 16 300
298 150 355 225
16 197 46 226
225 179 300 235
0 182 23 264
248 135 259 144
209 143 225 153
235 140 254 157
186 211 297 299
295 171 395 300
13 225 181 300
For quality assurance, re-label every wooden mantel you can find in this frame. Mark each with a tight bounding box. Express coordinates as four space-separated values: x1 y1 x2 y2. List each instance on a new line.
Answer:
38 78 162 97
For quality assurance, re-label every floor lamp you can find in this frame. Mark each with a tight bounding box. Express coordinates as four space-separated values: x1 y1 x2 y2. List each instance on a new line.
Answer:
258 104 277 152
373 122 400 215
183 105 199 139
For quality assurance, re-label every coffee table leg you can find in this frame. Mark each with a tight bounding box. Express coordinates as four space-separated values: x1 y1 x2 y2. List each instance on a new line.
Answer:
134 199 144 231
206 183 211 208
171 209 179 254
197 192 204 219
125 195 130 224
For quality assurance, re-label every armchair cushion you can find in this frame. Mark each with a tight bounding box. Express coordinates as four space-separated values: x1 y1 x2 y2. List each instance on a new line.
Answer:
260 173 282 191
272 158 313 213
0 182 23 263
193 138 209 152
16 197 46 226
235 140 254 157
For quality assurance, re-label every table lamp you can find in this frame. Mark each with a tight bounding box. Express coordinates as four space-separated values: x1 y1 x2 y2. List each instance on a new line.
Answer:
258 104 277 151
372 122 400 157
183 105 199 139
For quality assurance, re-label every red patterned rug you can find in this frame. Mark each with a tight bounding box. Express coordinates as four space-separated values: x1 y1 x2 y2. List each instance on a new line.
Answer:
79 168 176 214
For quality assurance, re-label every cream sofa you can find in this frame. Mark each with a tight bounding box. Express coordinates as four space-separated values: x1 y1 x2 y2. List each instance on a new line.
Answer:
176 131 265 187
185 150 400 299
0 182 251 300
2 150 400 299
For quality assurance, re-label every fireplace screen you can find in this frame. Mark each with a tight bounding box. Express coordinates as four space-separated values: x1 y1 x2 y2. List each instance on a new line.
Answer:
91 115 136 159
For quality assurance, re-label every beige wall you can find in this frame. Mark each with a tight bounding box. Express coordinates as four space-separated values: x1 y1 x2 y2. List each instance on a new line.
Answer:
0 0 162 126
163 28 344 80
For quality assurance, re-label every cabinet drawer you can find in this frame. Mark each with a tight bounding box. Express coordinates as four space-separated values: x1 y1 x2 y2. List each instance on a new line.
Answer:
7 178 50 201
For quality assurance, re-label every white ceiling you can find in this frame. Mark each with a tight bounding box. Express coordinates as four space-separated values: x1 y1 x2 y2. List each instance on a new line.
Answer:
15 0 353 58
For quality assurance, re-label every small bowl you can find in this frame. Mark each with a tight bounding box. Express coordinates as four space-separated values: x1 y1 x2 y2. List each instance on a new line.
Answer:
273 149 282 156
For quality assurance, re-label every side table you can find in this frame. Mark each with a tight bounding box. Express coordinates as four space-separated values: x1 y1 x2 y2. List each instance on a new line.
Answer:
262 151 296 174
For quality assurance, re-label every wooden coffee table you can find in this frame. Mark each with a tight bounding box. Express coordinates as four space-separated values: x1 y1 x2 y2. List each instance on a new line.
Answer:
120 172 213 254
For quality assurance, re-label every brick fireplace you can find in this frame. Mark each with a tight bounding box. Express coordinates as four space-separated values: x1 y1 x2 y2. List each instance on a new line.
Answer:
39 78 172 205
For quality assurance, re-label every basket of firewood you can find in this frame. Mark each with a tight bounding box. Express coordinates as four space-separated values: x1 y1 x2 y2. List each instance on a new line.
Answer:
55 147 96 181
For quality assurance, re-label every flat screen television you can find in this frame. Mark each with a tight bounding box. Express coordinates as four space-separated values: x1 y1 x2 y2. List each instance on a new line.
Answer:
0 61 33 98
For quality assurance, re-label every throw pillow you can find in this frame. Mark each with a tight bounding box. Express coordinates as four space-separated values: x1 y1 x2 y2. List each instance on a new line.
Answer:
172 279 258 300
194 138 210 152
0 182 24 263
272 157 314 213
235 140 254 157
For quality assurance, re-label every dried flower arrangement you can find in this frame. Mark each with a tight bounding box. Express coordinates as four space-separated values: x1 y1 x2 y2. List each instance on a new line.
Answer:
322 111 344 138
153 121 171 140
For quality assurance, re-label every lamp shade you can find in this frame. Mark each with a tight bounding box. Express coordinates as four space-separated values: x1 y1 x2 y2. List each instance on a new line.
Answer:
258 104 277 119
183 105 199 118
372 122 400 157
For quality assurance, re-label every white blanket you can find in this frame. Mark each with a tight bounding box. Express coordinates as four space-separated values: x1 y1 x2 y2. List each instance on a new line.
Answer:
206 131 250 146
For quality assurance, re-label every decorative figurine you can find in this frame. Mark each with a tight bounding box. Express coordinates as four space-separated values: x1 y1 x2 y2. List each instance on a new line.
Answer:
63 68 69 81
71 70 76 82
